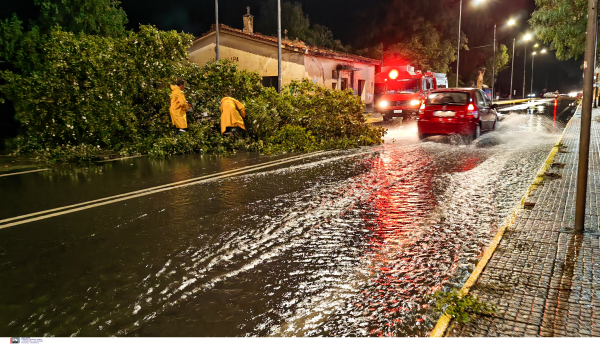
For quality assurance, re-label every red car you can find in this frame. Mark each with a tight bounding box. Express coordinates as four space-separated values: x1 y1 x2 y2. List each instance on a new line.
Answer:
417 88 499 140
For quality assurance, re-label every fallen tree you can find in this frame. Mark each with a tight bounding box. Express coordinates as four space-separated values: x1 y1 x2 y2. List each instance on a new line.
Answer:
0 25 385 162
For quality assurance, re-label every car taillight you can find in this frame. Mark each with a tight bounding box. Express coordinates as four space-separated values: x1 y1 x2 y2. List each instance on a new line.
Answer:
419 102 426 115
467 103 475 111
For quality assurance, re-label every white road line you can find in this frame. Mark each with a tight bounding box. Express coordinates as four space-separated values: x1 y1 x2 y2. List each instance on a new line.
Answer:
95 155 146 163
0 150 339 228
0 168 51 178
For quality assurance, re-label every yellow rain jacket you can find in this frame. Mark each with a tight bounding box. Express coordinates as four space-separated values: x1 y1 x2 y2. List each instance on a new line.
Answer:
170 85 190 129
220 97 246 134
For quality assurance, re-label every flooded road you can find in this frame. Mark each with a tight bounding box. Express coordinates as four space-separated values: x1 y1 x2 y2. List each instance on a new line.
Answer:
0 99 577 337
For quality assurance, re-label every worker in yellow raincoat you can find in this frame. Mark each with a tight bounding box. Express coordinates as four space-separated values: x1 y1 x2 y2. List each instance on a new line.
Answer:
170 80 191 134
220 96 246 135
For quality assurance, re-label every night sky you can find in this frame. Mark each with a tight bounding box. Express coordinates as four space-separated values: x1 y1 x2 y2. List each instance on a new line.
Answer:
1 0 584 95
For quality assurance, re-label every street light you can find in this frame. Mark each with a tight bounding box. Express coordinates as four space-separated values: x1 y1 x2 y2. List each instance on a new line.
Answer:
455 0 488 87
531 49 546 95
456 0 463 87
507 19 516 99
522 34 531 99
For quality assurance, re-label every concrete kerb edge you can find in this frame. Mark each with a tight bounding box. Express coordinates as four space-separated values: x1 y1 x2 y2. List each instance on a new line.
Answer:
429 105 578 337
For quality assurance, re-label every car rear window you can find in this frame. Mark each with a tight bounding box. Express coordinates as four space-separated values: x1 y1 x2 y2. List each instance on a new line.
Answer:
426 92 469 105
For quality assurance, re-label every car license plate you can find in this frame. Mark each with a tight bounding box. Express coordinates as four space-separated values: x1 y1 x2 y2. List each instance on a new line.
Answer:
434 111 455 117
393 110 403 113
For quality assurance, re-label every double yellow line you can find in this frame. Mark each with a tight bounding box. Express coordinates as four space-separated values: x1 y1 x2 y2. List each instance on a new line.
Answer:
0 151 334 230
429 105 577 337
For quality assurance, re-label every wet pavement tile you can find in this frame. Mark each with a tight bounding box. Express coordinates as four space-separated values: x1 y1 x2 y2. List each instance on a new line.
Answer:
450 108 600 337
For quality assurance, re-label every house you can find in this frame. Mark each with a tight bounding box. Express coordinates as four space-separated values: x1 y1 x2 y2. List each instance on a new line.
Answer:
188 9 381 106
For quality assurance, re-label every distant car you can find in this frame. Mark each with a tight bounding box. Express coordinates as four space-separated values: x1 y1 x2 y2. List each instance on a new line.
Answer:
527 93 536 98
544 92 558 98
417 88 498 141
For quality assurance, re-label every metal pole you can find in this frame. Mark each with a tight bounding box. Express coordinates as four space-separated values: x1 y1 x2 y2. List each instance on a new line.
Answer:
215 0 219 61
575 0 599 232
456 0 462 87
531 53 535 95
510 38 515 100
492 24 496 100
277 0 282 93
523 45 527 99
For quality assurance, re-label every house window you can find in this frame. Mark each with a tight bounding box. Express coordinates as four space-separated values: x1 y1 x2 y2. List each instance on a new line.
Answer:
332 82 337 90
332 70 339 79
358 80 366 97
341 78 348 90
262 76 279 89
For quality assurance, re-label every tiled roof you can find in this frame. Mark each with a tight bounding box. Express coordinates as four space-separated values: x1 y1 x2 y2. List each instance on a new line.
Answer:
193 24 381 66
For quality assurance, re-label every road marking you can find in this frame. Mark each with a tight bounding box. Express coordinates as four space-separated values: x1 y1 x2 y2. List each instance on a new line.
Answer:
429 105 577 337
0 168 51 178
0 150 339 229
95 155 146 163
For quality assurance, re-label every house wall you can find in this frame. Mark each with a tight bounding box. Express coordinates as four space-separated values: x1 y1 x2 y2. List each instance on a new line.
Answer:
188 33 305 87
188 32 377 104
307 56 376 104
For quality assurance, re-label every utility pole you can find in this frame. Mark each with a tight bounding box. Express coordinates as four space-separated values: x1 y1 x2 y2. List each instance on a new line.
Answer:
277 0 282 93
215 0 219 61
575 0 599 232
510 38 515 100
456 0 462 87
492 24 496 100
531 52 535 95
523 45 527 99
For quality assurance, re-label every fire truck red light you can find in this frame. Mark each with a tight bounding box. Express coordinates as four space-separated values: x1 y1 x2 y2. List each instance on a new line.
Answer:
388 69 399 80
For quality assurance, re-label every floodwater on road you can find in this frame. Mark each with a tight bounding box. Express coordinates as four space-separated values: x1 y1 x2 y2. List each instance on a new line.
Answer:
0 99 576 337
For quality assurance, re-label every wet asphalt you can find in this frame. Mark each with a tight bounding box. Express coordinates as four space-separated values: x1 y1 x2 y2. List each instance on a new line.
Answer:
0 98 578 337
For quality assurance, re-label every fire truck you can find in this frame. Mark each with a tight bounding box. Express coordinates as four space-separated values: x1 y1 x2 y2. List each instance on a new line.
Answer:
374 65 448 122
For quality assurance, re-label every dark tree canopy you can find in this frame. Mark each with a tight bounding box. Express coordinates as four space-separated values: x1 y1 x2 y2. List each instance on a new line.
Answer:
257 0 346 51
35 0 128 36
530 0 587 61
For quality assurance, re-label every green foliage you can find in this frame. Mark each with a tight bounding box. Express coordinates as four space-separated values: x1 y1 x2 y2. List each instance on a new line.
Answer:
530 0 588 61
1 26 194 154
0 26 384 162
34 0 128 37
484 44 510 86
384 18 458 73
1 1 384 162
428 289 497 323
352 0 467 73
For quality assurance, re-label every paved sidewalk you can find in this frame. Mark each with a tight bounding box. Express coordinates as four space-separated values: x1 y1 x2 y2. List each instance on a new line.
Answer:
447 107 600 337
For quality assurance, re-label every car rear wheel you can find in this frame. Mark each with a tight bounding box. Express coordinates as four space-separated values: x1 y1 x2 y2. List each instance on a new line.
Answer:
418 132 428 140
473 123 481 140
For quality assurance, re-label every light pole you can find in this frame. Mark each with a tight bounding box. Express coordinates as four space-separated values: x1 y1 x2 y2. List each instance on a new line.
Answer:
277 0 282 93
531 51 536 95
531 49 547 96
575 0 599 232
522 34 531 98
507 19 516 99
456 0 463 87
510 38 515 99
492 23 496 99
215 0 219 61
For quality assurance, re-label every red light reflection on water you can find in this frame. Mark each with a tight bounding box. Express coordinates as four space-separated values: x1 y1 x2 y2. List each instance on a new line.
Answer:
349 147 485 336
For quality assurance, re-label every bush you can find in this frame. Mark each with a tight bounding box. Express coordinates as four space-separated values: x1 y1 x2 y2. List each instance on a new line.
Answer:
1 26 385 162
